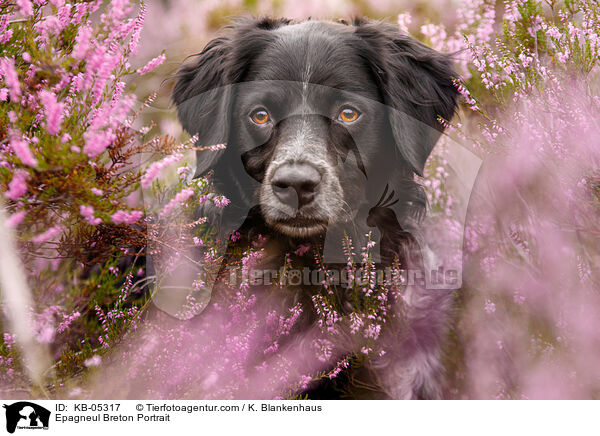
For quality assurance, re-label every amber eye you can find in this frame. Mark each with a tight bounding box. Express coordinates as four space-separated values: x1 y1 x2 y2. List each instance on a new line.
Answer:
338 107 360 123
251 109 270 124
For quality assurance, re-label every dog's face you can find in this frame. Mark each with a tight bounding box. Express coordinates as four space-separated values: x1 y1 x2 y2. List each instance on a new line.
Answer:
173 18 458 239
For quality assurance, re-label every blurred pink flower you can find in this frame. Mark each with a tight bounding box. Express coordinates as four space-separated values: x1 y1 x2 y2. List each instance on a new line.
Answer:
73 25 92 59
83 129 116 158
38 89 65 135
111 210 143 225
16 0 33 16
10 136 38 167
80 205 102 226
84 355 102 367
5 211 26 228
141 153 183 188
31 225 63 244
160 188 194 217
0 57 21 101
5 169 29 201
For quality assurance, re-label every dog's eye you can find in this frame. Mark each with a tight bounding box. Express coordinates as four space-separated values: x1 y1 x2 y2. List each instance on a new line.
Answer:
250 109 270 124
338 107 360 123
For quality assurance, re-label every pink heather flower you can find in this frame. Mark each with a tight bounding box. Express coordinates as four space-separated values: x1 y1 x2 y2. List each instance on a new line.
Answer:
484 299 496 314
0 88 7 101
5 211 27 228
83 129 116 158
363 323 381 340
31 225 62 243
108 0 133 23
35 15 61 43
80 205 101 226
0 14 8 33
294 243 311 256
208 143 226 151
5 170 29 200
16 0 34 16
91 188 104 195
213 195 230 208
73 25 92 59
137 54 166 75
513 293 526 305
83 355 102 367
231 231 241 242
111 210 143 225
128 3 146 55
0 29 13 44
397 13 412 33
57 311 80 334
160 188 194 217
0 58 21 101
177 166 191 179
10 136 38 167
193 237 203 246
141 153 183 188
37 325 55 344
38 90 65 135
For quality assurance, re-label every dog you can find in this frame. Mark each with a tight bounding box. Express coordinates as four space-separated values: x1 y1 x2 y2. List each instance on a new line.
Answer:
171 17 459 399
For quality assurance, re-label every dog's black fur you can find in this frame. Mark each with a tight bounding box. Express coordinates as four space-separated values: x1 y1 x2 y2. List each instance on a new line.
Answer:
172 17 459 399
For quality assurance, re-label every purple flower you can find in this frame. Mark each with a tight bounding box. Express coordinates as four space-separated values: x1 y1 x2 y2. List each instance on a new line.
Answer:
73 25 92 59
111 210 143 225
80 205 102 226
160 188 195 217
83 129 116 158
128 4 146 55
16 0 34 16
141 153 183 188
83 355 102 367
5 211 26 228
294 243 311 256
213 195 230 208
0 57 21 101
10 135 38 167
31 225 62 244
5 169 29 200
38 90 65 135
137 54 166 75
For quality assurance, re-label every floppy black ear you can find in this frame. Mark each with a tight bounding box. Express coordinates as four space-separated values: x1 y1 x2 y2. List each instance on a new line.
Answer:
172 17 291 178
353 19 459 176
172 36 231 177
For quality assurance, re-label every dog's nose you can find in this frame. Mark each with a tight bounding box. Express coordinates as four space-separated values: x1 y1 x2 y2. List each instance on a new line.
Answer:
271 163 321 208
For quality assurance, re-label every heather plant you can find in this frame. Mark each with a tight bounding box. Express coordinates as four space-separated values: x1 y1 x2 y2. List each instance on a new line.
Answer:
2 0 600 400
413 0 600 398
0 0 197 394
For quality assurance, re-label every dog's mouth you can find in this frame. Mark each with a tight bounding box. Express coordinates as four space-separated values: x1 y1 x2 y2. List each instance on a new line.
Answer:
271 216 328 238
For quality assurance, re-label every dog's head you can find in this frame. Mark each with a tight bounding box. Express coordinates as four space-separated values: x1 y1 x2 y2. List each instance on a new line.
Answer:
173 18 458 238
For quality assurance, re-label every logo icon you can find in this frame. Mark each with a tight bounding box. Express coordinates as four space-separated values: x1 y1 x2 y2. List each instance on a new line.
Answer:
3 402 50 434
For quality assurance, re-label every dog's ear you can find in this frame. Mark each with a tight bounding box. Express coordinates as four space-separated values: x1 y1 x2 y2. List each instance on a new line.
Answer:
172 18 291 178
353 19 459 176
172 36 232 177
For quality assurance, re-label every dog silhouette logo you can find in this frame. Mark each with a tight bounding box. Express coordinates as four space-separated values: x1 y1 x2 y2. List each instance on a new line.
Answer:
3 402 50 433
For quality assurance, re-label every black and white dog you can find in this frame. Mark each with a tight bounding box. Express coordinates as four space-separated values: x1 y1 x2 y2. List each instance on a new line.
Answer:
171 17 459 399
